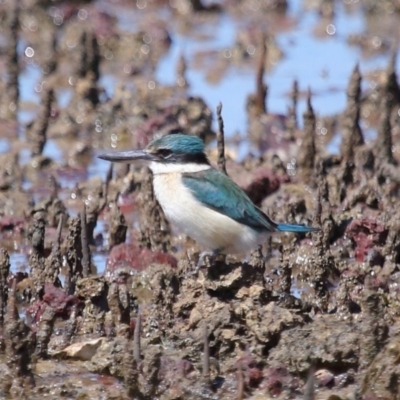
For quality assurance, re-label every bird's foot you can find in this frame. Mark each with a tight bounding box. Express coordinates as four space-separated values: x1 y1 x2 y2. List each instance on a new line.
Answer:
190 251 214 276
197 250 215 269
187 250 220 277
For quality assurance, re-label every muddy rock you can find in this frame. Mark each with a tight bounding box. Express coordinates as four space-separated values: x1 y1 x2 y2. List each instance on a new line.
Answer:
298 91 316 184
108 201 128 248
263 366 300 396
247 170 288 203
0 152 21 190
137 168 171 252
0 248 10 324
361 322 400 398
86 336 128 377
4 282 36 396
73 277 113 336
268 315 362 374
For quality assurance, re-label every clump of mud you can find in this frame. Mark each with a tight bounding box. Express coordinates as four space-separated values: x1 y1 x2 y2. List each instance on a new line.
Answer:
1 0 400 399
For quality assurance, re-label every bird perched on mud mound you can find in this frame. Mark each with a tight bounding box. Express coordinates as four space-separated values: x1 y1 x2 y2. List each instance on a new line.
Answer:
99 133 318 256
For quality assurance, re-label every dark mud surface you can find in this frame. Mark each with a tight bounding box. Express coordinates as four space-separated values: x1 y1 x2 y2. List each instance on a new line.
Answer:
1 0 400 399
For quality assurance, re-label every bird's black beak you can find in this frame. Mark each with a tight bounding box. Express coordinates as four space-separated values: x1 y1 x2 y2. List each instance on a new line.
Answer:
98 150 155 163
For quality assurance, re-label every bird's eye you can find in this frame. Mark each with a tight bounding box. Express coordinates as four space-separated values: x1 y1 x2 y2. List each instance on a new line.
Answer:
158 149 172 159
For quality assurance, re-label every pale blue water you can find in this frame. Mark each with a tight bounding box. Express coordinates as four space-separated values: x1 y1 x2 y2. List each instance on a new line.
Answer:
16 0 392 154
19 63 42 106
155 0 371 138
9 252 29 274
93 253 107 275
14 0 395 170
0 138 10 153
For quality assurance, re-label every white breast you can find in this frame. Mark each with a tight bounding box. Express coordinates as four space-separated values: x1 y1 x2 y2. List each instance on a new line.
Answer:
150 163 266 254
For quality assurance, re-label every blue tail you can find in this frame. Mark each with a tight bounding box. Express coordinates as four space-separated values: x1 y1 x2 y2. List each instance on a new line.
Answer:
276 223 319 233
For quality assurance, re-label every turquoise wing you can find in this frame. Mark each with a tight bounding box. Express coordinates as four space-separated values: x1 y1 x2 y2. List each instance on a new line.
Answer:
181 168 277 232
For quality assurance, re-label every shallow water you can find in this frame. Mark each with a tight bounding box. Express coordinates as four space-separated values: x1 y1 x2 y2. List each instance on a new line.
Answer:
16 0 394 156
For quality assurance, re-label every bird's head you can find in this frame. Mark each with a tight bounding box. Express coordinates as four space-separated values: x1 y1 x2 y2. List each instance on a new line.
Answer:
98 133 210 166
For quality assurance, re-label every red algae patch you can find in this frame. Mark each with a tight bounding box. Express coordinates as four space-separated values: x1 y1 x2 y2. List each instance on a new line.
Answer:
106 242 177 274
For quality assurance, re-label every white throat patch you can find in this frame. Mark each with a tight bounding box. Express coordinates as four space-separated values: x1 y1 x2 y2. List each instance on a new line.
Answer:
149 161 211 175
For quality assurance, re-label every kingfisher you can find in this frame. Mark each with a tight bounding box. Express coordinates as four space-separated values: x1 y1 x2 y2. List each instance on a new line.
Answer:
98 134 318 256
